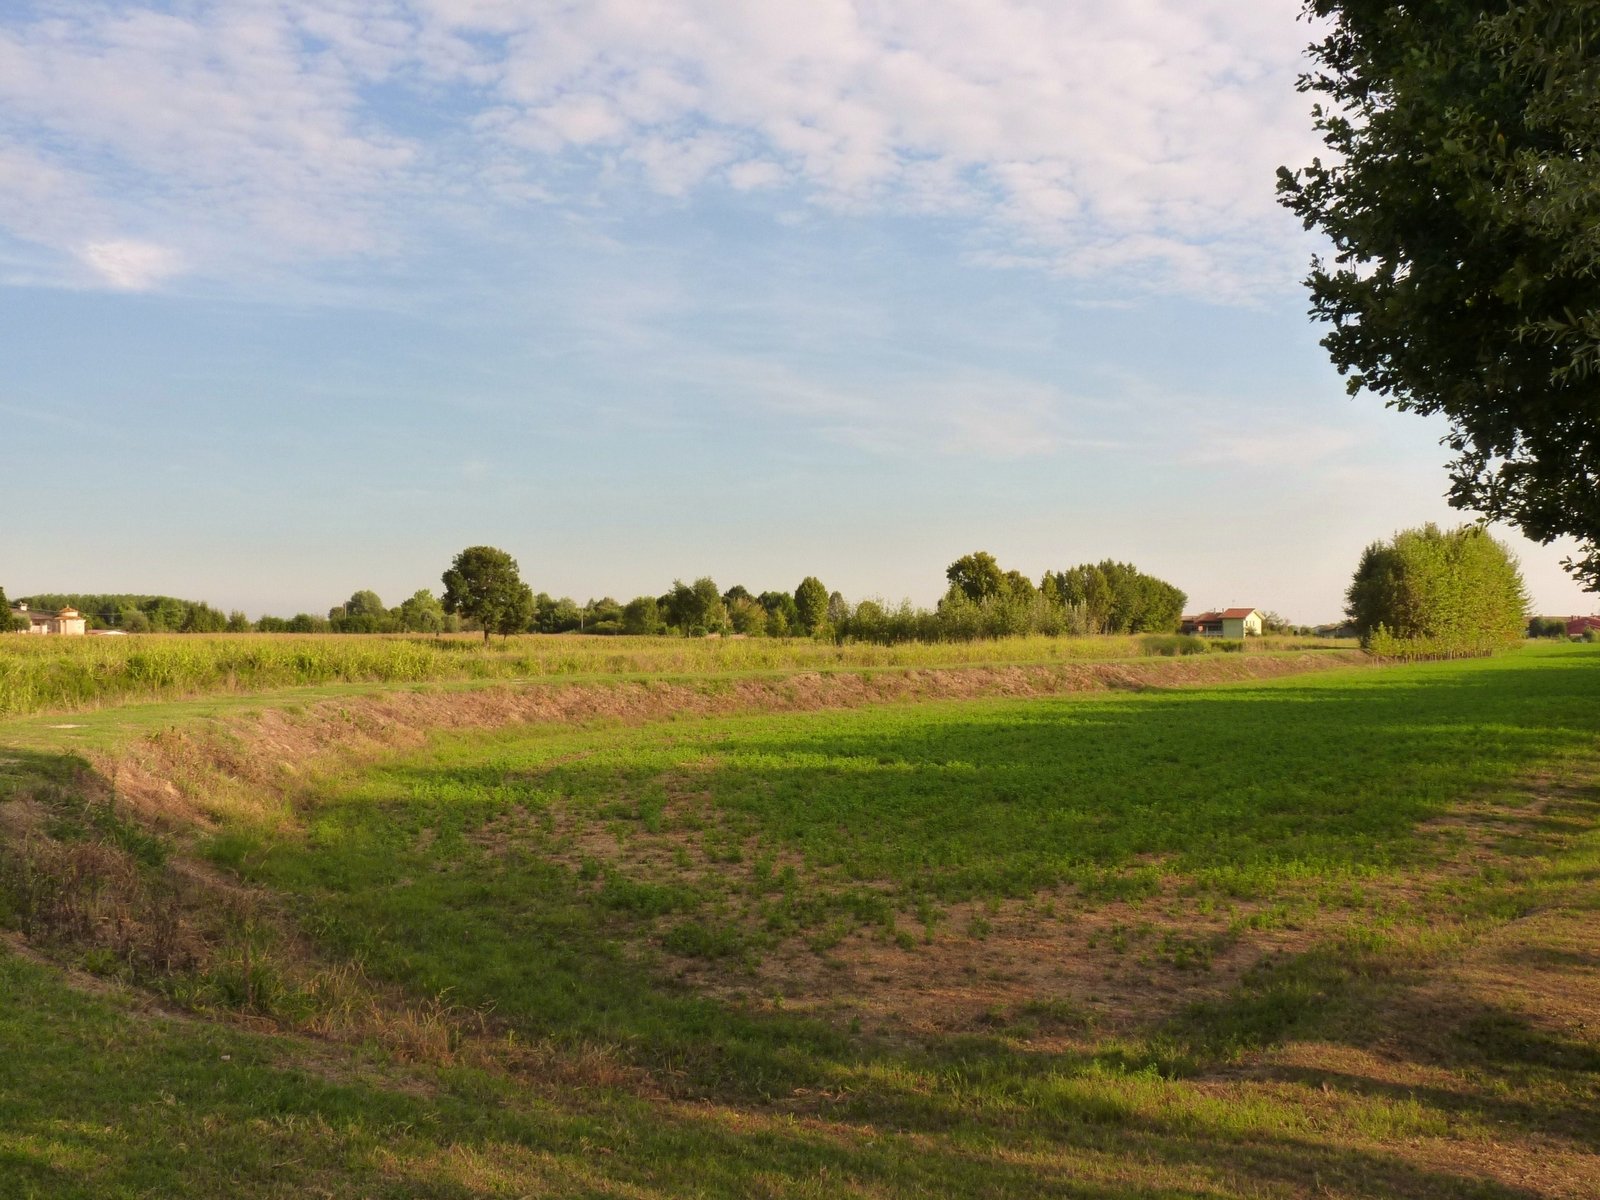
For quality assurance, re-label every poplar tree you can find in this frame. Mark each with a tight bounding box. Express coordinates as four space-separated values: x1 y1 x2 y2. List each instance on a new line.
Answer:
1346 524 1528 654
794 577 829 635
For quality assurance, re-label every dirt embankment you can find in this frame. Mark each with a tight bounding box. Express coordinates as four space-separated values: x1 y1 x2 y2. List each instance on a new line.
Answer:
98 651 1368 829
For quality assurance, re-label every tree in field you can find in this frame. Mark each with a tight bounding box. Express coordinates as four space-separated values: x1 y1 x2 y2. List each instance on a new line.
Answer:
727 594 768 635
1525 615 1564 638
1001 570 1036 601
182 603 228 633
1279 1 1600 590
690 577 728 634
535 595 582 633
794 576 829 635
1044 562 1185 634
1346 524 1527 653
757 591 799 637
622 595 665 636
662 578 727 635
945 552 1005 603
584 597 625 634
345 590 386 619
1259 611 1295 636
441 546 535 642
826 590 849 630
333 588 395 633
660 582 693 632
396 589 446 634
0 587 23 633
1082 568 1113 633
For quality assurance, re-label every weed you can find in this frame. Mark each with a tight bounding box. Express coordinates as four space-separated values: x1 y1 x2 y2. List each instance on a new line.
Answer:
662 919 745 960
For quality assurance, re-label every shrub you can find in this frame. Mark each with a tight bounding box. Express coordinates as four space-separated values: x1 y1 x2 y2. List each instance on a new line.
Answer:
1140 634 1209 657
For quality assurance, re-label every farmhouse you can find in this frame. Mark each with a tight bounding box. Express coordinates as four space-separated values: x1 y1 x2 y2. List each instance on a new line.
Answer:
9 604 87 636
1567 615 1600 638
1180 608 1265 638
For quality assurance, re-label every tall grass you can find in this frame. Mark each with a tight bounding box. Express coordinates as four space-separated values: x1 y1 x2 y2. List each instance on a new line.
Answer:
0 632 1353 718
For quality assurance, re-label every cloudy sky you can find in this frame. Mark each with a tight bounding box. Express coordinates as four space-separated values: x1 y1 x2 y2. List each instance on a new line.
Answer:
1 0 1593 622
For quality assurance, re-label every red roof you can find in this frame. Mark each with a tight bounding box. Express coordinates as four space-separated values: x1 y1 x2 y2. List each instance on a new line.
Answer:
1220 608 1258 620
1567 616 1600 635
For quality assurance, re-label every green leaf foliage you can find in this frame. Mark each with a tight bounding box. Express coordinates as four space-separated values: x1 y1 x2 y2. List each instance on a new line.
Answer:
944 551 1006 603
0 587 23 633
16 594 229 633
793 576 828 636
1043 561 1187 635
1346 524 1528 657
661 578 729 636
440 546 536 642
1280 0 1600 589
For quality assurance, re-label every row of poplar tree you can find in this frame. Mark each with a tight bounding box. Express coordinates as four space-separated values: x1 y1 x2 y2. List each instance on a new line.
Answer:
2 552 1191 644
329 550 1191 643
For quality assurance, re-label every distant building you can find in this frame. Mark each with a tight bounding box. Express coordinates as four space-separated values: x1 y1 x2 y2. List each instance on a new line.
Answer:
1567 615 1600 638
9 604 87 636
1180 608 1265 638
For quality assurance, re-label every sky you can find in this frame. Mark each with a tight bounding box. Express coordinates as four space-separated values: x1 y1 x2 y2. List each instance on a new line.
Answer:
1 0 1594 624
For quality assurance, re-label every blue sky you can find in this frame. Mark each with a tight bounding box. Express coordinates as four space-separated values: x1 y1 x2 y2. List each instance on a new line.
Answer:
1 0 1594 622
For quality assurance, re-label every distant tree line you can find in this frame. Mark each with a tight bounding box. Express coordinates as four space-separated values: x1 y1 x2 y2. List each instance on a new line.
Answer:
5 550 1194 645
319 588 461 635
13 594 248 633
1528 615 1600 642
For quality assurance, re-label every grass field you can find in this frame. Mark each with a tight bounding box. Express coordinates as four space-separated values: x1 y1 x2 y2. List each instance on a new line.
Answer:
0 630 1347 717
2 642 1597 1197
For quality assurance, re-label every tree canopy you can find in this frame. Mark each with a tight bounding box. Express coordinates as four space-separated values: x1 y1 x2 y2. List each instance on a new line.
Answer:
621 595 665 636
396 589 446 634
0 587 23 633
1346 523 1528 655
441 546 535 642
16 593 228 632
1043 561 1186 634
793 577 829 635
945 552 1005 603
1279 0 1600 589
661 578 728 636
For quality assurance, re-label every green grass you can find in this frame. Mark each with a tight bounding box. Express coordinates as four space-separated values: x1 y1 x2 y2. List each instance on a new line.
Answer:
2 641 1598 1197
0 630 1351 717
199 645 1600 1077
16 934 1565 1200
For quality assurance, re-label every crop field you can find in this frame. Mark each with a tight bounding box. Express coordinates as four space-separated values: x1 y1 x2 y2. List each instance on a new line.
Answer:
0 630 1346 717
1 642 1597 1197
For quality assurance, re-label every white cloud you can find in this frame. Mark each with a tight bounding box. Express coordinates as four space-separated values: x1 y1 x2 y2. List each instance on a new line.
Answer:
0 1 416 285
78 239 185 290
0 1 1324 296
726 159 785 191
676 355 1110 461
1189 427 1366 469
